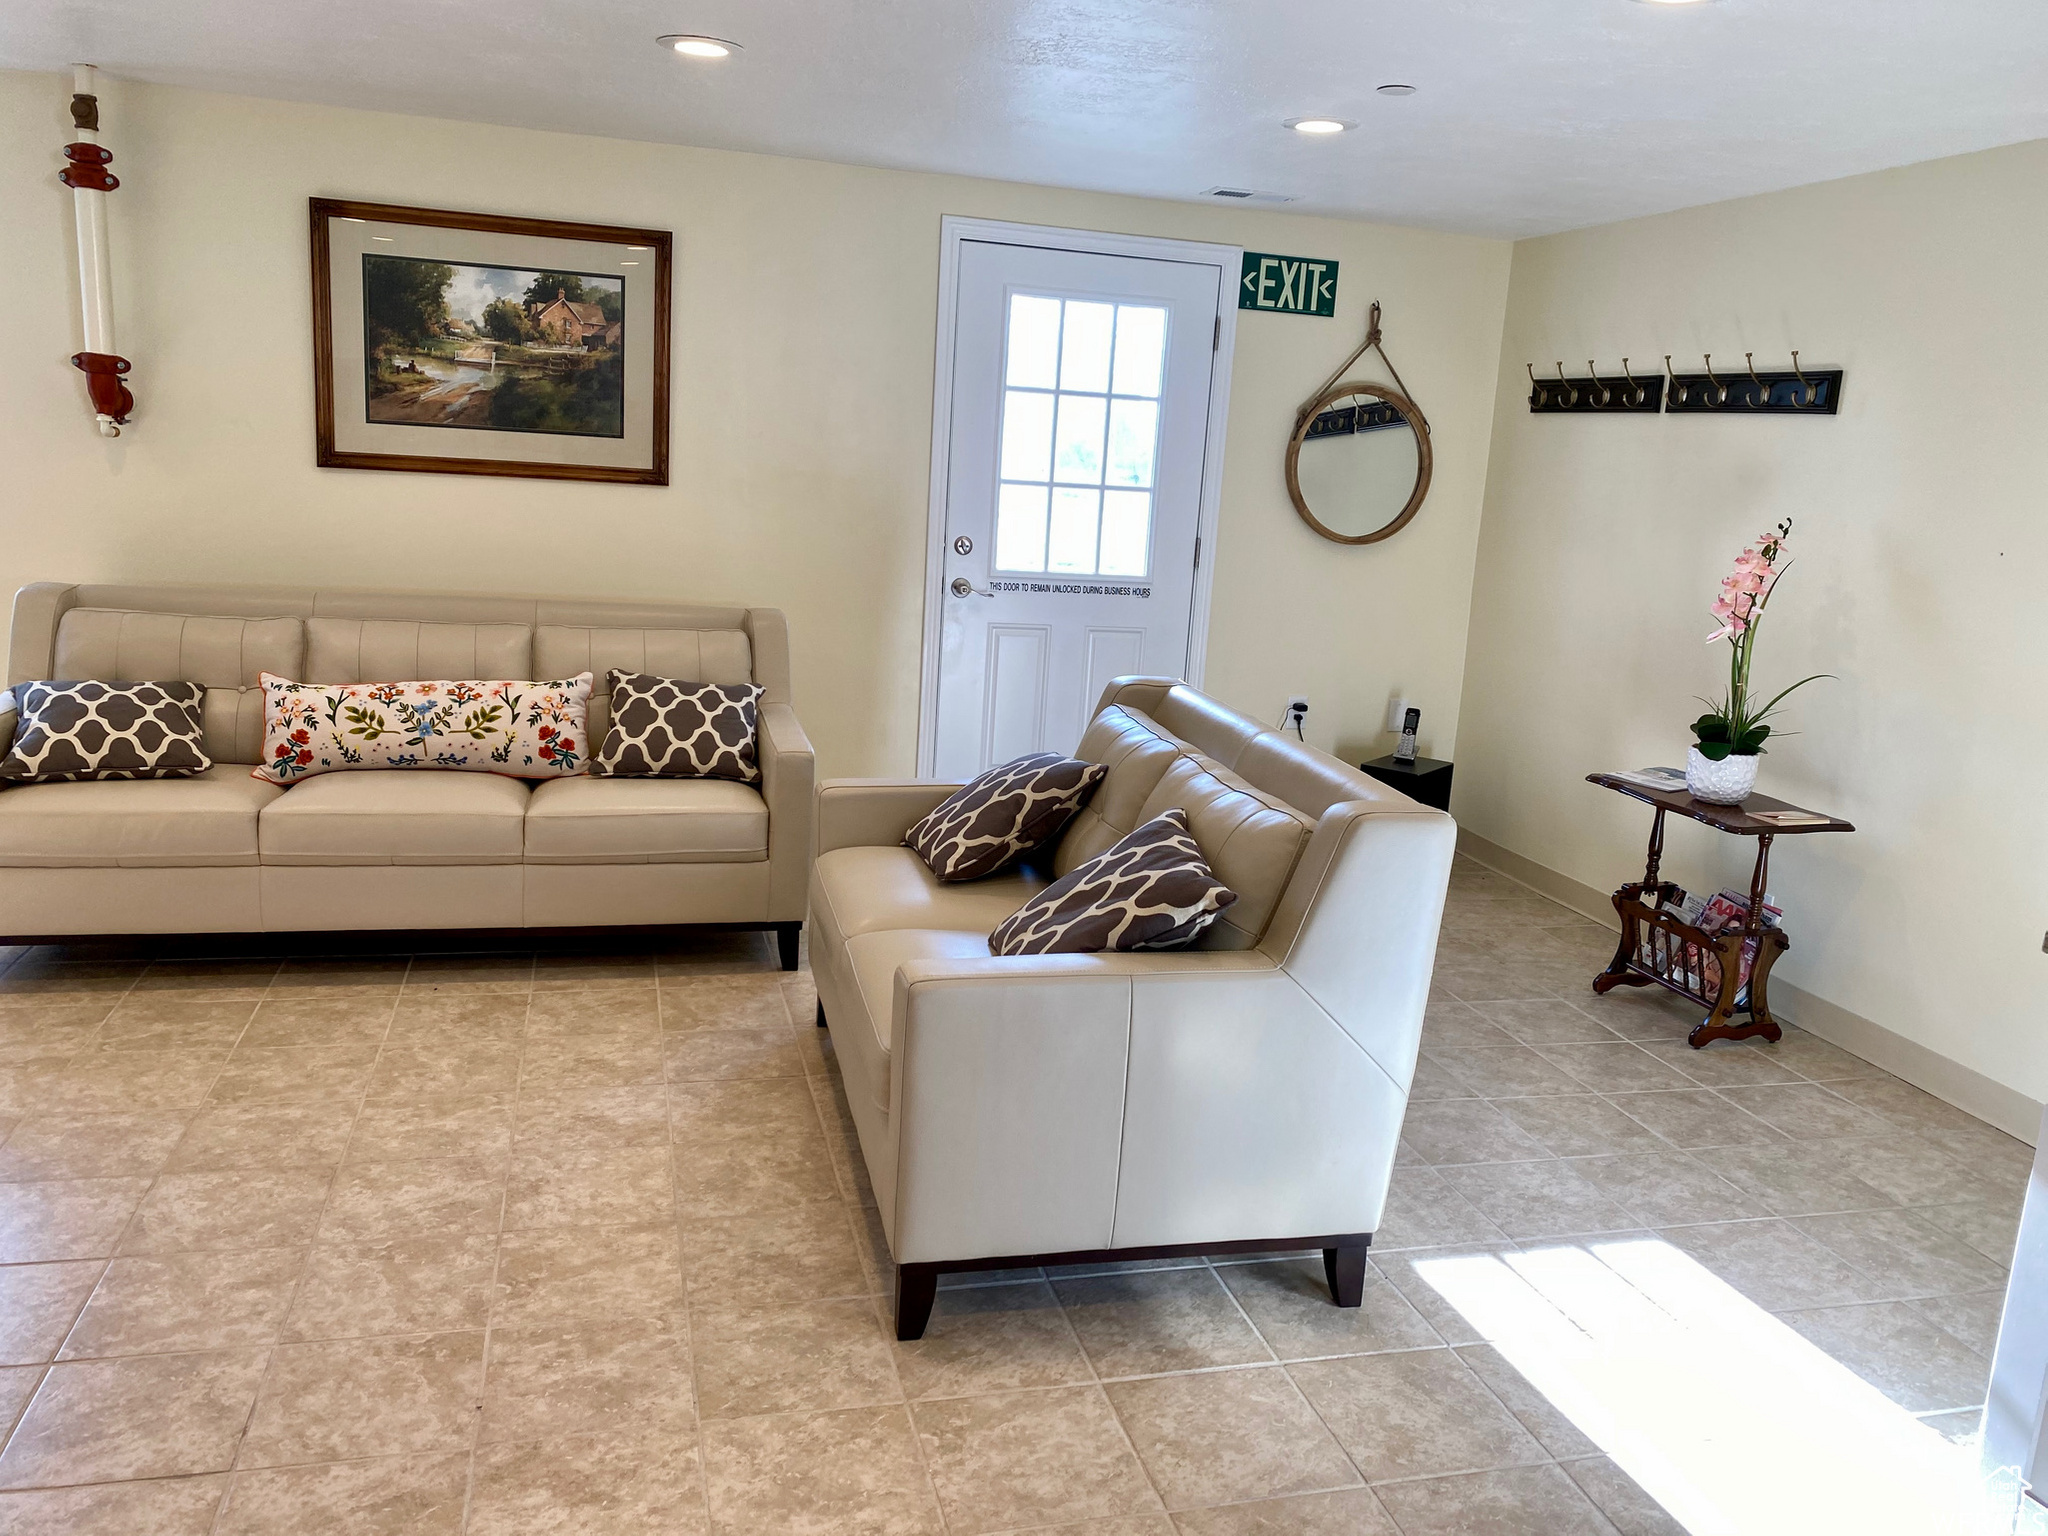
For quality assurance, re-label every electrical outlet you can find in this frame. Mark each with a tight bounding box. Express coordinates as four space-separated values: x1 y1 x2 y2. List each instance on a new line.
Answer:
1385 696 1412 733
1287 695 1309 717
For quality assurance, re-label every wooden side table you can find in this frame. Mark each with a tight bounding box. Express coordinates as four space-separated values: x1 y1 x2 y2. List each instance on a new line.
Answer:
1362 755 1453 811
1586 774 1853 1048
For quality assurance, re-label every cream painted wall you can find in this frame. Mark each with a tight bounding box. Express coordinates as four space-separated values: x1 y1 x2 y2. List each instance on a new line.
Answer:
1458 140 2048 1102
0 70 1510 780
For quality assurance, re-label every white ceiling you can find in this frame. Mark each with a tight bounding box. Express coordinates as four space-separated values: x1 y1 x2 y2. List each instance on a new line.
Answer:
7 0 2047 238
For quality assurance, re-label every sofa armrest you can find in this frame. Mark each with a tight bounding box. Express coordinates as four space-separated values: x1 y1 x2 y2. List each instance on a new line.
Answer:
883 950 1408 1263
0 691 14 763
757 702 815 922
815 779 962 857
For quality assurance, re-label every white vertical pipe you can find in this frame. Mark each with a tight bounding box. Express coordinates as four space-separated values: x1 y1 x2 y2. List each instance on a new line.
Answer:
69 64 120 435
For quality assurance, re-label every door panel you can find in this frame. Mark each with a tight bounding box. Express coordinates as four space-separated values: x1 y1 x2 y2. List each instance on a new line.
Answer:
984 625 1051 767
932 237 1224 780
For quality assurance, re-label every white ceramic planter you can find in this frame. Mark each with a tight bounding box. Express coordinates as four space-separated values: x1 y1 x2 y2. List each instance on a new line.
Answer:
1686 746 1759 804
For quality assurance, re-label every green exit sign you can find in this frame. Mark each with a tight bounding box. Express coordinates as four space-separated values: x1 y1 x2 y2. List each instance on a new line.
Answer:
1239 252 1339 317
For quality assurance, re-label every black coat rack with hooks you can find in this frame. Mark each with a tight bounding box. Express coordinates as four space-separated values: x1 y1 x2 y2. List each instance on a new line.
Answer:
1526 359 1662 414
1525 350 1843 416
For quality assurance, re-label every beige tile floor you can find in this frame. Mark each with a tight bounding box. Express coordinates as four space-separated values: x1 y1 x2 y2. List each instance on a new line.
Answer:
0 854 2028 1534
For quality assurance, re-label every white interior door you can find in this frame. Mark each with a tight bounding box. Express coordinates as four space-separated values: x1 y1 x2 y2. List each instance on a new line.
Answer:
925 232 1229 780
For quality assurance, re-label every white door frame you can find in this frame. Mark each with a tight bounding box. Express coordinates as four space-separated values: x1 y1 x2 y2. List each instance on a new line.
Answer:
915 215 1240 777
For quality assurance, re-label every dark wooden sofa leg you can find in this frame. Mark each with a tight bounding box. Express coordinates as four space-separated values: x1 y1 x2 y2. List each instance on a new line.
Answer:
895 1264 939 1341
815 1001 827 1028
1323 1237 1371 1308
774 922 801 972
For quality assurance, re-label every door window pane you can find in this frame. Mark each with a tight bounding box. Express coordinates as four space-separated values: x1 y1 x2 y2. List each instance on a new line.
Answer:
991 292 1175 579
1052 394 1106 484
1005 294 1061 389
995 483 1050 572
1047 488 1101 572
1097 491 1152 576
1059 302 1115 393
999 390 1054 481
1111 305 1167 397
1104 398 1158 488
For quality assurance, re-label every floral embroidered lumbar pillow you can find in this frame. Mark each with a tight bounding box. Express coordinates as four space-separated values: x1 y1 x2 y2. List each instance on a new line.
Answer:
905 752 1107 882
988 807 1237 956
254 671 591 784
0 680 212 783
593 670 765 784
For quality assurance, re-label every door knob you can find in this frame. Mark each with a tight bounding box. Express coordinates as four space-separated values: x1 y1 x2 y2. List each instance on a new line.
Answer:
950 577 994 598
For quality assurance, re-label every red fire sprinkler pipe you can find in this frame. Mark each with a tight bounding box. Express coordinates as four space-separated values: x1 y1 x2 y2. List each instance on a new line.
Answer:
60 65 132 436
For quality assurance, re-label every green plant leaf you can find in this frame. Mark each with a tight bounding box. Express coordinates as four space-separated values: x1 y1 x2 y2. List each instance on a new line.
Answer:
1695 741 1733 761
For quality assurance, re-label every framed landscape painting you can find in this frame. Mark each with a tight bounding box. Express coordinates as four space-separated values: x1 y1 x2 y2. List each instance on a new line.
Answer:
311 199 671 484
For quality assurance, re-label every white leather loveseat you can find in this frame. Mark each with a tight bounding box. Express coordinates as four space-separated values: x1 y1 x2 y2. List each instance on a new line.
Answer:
809 679 1456 1338
0 582 813 965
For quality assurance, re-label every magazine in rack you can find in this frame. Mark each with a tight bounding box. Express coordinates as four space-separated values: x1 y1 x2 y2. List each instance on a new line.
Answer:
1634 886 1782 1003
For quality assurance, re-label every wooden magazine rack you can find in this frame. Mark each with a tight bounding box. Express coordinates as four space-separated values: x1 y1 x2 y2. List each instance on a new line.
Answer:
1586 775 1853 1048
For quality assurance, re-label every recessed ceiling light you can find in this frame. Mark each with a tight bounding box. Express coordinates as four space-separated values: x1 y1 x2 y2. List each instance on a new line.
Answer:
1376 83 1417 97
620 261 639 266
371 235 394 242
658 34 740 58
340 217 367 224
1286 117 1352 135
624 245 652 251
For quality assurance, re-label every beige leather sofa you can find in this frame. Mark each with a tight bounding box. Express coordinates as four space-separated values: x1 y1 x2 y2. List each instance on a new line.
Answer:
0 582 813 966
809 678 1456 1338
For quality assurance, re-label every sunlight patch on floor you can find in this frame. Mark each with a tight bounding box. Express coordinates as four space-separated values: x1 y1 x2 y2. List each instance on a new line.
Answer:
1416 1238 1994 1536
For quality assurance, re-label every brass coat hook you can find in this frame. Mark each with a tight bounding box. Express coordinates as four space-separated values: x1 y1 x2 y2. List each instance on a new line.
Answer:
1702 353 1728 406
1587 361 1611 408
1621 357 1645 407
1743 352 1768 407
1526 362 1548 408
1554 361 1579 408
1789 350 1817 407
1665 354 1687 406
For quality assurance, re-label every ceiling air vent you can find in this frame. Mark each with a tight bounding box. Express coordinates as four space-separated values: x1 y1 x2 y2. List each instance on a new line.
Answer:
1203 187 1296 204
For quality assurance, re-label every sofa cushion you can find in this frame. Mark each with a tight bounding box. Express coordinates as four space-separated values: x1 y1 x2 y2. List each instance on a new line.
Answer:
523 776 767 864
593 671 763 784
812 845 1048 943
841 928 994 1112
0 680 212 783
259 772 529 866
905 753 1105 882
990 808 1237 956
535 625 755 749
0 764 282 868
1058 706 1312 950
52 606 304 764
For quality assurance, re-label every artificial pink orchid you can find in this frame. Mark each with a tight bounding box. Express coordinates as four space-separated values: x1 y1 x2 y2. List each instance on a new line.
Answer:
1692 518 1830 762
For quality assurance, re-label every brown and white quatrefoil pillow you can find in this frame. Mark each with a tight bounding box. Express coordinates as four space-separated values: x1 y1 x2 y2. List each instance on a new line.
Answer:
0 680 212 783
594 670 763 783
905 752 1106 882
988 807 1237 956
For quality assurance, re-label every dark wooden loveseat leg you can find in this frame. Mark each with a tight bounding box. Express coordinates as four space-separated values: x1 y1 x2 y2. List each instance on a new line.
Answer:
1323 1237 1371 1307
816 1002 828 1028
895 1264 939 1341
774 922 801 972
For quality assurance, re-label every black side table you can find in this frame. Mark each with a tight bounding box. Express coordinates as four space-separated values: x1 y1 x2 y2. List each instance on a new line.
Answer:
1361 755 1453 811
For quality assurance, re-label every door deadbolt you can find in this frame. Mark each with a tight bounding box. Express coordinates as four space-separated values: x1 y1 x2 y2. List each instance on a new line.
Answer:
953 535 973 556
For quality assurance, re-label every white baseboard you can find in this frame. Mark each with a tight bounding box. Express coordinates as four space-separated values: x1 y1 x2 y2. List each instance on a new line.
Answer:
1457 828 2042 1148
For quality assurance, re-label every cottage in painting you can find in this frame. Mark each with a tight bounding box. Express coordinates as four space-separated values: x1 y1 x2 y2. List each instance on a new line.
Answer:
528 289 612 347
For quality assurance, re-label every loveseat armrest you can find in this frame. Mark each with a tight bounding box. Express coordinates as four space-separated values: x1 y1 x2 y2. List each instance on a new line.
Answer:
0 690 14 763
757 702 815 920
815 779 962 857
884 951 1288 1266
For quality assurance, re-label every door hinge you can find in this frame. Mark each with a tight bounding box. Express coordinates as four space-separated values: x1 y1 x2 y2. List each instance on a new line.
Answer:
1212 315 1221 351
1193 535 1202 571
